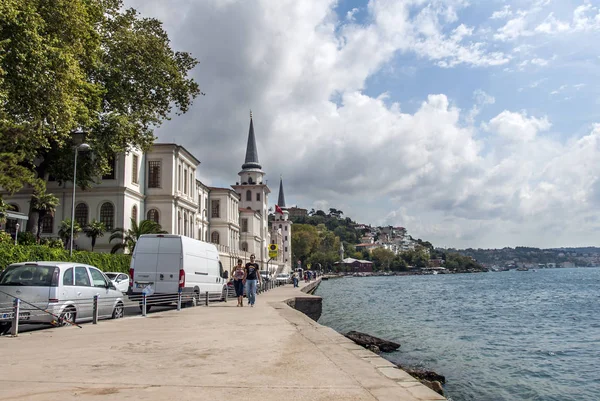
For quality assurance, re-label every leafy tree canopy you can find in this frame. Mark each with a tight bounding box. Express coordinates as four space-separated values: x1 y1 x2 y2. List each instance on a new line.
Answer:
0 0 201 194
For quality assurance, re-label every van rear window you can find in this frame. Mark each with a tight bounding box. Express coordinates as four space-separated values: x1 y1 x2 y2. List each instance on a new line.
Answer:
0 265 59 287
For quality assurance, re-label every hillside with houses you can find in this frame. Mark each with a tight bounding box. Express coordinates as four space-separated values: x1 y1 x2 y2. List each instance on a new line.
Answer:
283 206 485 274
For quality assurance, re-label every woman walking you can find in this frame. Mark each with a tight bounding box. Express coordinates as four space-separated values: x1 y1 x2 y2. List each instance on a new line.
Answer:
233 259 246 307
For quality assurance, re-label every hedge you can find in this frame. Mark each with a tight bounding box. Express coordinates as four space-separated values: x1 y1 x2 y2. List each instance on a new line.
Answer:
0 244 131 273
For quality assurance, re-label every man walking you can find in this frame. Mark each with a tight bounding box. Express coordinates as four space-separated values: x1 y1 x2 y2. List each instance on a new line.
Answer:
245 254 261 307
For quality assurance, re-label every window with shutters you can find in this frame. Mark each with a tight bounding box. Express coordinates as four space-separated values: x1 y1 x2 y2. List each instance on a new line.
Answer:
100 202 114 230
148 161 161 188
41 215 53 233
132 154 139 184
75 203 88 227
147 209 159 224
211 231 220 244
211 200 220 218
242 218 248 233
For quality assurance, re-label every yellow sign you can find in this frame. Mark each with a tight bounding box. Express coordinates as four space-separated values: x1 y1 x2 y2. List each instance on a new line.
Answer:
268 244 278 259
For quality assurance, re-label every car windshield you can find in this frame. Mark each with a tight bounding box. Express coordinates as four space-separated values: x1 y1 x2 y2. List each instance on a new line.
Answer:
105 273 118 280
0 265 59 287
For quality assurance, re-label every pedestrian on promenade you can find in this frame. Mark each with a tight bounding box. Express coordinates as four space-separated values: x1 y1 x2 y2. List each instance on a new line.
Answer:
292 271 298 287
233 259 246 307
245 254 261 307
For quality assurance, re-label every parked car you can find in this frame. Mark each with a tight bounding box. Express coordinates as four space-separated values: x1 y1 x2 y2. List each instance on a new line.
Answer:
260 270 271 282
129 235 229 308
0 262 125 334
104 272 130 293
275 273 291 284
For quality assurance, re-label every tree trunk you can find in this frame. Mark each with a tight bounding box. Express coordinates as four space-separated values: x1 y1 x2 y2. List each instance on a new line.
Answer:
91 236 96 252
26 198 39 236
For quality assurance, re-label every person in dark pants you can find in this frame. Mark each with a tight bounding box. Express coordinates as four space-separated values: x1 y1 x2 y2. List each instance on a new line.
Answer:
245 254 261 307
233 259 246 307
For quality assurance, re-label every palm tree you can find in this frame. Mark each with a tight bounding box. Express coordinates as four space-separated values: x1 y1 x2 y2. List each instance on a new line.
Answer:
31 190 59 242
58 219 82 249
84 219 106 252
110 218 167 254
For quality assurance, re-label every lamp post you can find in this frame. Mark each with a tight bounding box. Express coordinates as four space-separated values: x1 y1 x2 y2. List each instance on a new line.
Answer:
70 143 91 256
14 223 19 246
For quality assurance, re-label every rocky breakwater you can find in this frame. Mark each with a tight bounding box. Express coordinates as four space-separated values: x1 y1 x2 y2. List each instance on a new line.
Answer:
345 330 446 397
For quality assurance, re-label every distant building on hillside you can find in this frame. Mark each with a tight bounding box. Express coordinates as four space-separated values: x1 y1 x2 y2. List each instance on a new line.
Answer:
356 243 380 253
287 206 308 219
335 257 374 273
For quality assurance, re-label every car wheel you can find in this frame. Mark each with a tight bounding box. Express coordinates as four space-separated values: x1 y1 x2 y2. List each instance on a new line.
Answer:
112 302 124 319
60 307 76 327
0 322 11 335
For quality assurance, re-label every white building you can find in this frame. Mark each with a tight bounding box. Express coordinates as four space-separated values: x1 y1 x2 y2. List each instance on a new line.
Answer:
1 114 292 273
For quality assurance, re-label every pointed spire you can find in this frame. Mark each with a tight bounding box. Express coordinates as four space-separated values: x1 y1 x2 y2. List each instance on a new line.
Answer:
277 175 286 207
242 111 262 170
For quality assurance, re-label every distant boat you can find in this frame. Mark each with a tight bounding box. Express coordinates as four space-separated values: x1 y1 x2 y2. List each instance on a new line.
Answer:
516 267 529 271
432 271 438 275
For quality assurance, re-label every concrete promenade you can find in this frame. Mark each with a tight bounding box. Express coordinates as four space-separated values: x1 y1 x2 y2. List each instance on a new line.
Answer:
0 280 446 401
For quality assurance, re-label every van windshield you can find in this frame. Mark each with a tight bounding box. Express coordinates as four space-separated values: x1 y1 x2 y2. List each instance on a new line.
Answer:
0 265 59 287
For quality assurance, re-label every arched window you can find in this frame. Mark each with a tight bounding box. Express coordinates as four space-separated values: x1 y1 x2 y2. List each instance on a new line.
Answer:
184 212 188 236
41 215 53 234
75 203 89 227
241 242 248 251
99 202 114 230
147 209 159 224
211 231 220 244
131 205 138 223
246 190 252 201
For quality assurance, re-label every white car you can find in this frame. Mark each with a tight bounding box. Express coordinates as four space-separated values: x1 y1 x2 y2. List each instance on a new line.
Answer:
275 273 291 284
105 272 130 293
0 262 125 334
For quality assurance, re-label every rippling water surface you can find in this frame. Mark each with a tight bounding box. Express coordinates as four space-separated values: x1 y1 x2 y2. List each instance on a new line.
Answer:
316 268 600 401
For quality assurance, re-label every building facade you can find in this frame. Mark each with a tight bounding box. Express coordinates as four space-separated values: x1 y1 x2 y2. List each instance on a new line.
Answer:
1 115 292 274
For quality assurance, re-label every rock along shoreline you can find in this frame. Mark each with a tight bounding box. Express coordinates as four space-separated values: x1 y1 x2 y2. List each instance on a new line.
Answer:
344 330 446 397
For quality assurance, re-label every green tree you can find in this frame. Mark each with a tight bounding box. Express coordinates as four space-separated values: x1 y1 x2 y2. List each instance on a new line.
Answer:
0 0 200 226
291 224 320 266
84 219 106 252
371 247 395 270
31 190 59 242
110 219 167 254
58 219 82 249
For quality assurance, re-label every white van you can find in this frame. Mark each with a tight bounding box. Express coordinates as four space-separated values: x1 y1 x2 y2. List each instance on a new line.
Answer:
128 235 228 308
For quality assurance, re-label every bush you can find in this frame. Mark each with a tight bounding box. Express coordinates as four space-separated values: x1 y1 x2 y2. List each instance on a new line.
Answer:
17 231 37 246
0 232 12 244
0 244 130 273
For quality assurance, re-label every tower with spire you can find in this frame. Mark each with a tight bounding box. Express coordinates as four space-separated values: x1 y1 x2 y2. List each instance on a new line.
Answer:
271 176 292 270
232 112 271 265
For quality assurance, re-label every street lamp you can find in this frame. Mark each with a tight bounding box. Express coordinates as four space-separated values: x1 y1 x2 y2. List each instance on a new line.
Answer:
70 143 91 256
15 223 19 246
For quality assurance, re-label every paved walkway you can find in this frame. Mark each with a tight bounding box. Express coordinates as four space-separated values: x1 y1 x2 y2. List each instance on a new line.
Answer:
0 281 445 401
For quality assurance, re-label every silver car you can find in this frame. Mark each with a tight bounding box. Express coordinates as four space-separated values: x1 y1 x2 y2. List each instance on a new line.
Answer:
0 262 125 334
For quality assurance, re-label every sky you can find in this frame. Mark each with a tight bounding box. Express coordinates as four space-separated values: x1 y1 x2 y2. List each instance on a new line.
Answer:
125 0 600 249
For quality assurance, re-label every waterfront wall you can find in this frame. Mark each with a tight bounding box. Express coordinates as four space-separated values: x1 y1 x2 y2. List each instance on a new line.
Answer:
285 278 322 321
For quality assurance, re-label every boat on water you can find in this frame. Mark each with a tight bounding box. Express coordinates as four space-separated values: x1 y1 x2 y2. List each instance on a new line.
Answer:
516 267 529 271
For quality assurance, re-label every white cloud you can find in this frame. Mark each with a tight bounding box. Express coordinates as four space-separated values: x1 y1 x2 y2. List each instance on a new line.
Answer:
530 57 549 66
487 111 551 142
491 5 513 20
494 15 531 41
122 0 600 248
346 7 359 21
467 89 496 124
